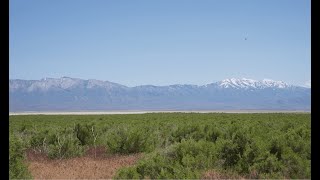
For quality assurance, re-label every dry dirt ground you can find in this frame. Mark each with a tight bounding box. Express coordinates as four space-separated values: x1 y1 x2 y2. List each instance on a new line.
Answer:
26 146 142 179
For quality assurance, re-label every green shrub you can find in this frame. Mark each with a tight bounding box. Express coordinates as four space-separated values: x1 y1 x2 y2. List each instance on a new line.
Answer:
218 139 240 167
173 139 217 169
105 126 156 154
74 123 94 146
204 124 221 143
171 124 206 143
269 136 285 160
47 130 85 159
115 139 217 179
281 148 311 179
285 127 310 159
235 141 260 173
9 134 32 179
250 152 284 176
115 166 141 179
217 129 252 168
29 129 48 150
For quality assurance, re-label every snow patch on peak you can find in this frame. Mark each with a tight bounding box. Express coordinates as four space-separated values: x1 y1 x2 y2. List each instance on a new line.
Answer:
218 78 290 89
261 79 289 88
219 78 258 89
59 77 82 89
87 79 108 88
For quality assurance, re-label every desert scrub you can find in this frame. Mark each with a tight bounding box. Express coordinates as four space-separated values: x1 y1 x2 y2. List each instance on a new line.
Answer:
115 139 218 179
27 127 86 159
9 113 311 178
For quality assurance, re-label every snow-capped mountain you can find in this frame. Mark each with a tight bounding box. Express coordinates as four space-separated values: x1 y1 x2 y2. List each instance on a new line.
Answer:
215 78 290 89
9 77 311 111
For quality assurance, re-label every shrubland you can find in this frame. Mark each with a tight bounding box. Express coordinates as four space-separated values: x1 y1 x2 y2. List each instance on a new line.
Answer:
9 113 311 179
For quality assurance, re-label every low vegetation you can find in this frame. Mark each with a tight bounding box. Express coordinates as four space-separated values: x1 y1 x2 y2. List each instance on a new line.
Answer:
9 113 310 179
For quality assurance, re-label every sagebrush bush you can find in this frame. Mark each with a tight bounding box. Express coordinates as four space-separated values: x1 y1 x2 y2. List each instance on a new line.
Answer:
9 134 32 179
281 148 311 179
105 126 157 154
204 124 221 143
115 139 217 179
47 134 85 159
27 127 85 159
250 151 285 177
74 123 95 146
235 141 260 173
171 124 206 143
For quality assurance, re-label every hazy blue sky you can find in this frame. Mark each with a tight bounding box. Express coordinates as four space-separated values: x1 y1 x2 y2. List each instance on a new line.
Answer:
10 0 310 87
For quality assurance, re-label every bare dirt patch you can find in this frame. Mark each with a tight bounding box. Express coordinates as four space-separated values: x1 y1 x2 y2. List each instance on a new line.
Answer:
26 147 142 179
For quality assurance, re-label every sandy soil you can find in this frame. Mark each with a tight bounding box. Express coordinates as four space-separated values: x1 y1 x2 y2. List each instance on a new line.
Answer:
26 147 142 179
10 110 310 115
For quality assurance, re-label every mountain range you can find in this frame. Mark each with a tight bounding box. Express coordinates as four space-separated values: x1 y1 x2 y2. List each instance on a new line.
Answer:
9 77 311 112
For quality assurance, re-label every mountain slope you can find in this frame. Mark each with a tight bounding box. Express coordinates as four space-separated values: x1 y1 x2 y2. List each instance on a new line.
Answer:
9 77 311 111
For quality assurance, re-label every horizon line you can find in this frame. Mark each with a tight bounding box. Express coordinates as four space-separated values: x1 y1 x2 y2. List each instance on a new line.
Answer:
9 76 311 88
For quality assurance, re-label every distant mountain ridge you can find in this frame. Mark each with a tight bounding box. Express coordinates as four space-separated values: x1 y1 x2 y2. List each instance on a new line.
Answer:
9 77 311 111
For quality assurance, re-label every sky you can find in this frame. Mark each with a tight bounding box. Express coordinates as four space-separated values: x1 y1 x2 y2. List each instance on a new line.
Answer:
9 0 310 87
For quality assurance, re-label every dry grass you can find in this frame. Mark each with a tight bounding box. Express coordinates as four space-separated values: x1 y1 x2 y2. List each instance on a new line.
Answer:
26 146 142 179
